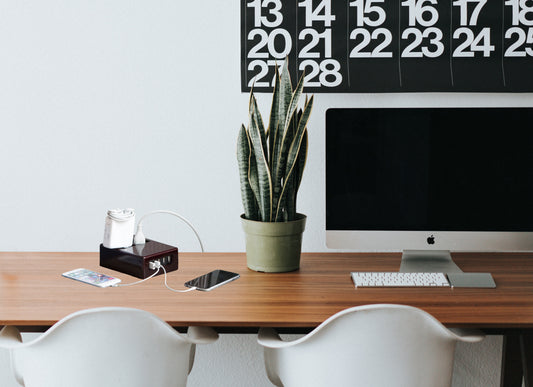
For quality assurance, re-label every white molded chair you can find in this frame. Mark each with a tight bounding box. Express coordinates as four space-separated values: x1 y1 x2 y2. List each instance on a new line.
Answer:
0 307 218 387
258 304 484 387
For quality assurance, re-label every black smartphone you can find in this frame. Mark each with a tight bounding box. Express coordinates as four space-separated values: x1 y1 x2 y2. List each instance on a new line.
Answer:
184 269 240 291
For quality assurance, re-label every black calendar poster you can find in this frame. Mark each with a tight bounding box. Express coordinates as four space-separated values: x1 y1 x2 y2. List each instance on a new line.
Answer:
241 0 533 92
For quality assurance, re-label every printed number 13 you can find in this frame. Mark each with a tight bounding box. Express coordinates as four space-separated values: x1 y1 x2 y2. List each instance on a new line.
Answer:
247 0 283 28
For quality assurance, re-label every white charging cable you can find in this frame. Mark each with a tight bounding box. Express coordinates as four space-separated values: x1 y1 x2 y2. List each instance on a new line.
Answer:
111 209 203 291
112 263 196 292
112 267 161 287
158 263 196 293
133 210 205 252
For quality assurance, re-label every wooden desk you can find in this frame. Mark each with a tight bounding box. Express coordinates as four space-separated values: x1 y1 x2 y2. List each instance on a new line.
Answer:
1 251 532 386
0 251 532 329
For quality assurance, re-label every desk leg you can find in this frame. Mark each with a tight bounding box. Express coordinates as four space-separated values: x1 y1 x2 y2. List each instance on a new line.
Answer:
501 334 523 387
521 334 533 387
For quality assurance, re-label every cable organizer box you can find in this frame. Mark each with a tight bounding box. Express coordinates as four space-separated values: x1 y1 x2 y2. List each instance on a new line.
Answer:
100 239 178 279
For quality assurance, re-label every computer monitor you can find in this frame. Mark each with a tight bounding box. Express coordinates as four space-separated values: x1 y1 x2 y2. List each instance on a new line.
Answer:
326 107 533 272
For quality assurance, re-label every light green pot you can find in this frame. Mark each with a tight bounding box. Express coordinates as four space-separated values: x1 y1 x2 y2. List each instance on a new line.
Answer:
241 213 306 273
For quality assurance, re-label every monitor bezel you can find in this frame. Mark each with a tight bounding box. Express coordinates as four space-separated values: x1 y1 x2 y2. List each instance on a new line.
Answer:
325 229 533 252
325 106 533 253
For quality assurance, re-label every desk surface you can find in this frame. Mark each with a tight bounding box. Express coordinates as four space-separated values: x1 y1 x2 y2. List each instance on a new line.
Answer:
1 252 532 330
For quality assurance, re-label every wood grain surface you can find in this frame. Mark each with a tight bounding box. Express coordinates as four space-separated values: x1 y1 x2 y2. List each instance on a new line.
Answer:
0 252 532 330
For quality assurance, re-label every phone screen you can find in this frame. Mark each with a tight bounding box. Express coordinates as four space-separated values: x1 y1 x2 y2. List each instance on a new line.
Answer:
184 270 240 291
62 268 121 288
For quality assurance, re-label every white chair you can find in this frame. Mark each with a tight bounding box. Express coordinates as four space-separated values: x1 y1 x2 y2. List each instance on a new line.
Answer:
258 304 484 387
0 307 218 387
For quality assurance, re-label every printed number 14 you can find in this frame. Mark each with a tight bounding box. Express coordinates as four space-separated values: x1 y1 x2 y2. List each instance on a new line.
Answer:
298 0 336 27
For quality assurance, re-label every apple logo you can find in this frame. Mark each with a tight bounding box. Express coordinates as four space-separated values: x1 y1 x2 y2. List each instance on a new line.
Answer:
427 235 435 245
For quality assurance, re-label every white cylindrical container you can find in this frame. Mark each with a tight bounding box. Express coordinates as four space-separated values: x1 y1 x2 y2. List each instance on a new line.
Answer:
103 209 136 248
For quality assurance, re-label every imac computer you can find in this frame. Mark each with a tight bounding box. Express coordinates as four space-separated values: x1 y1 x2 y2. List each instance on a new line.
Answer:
326 107 533 273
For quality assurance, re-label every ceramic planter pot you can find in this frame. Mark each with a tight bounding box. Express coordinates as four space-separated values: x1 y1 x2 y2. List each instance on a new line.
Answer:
241 213 306 273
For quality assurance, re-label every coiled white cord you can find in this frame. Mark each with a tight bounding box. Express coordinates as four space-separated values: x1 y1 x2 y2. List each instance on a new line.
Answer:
106 208 135 222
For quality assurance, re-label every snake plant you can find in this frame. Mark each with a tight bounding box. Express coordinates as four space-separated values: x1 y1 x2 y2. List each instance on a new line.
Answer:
237 62 314 222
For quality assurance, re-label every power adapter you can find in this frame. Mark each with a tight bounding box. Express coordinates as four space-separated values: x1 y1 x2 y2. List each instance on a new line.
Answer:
99 239 178 279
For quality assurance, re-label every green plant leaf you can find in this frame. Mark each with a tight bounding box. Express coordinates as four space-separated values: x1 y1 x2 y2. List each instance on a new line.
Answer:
271 61 293 184
248 145 260 218
278 60 293 118
275 95 314 221
237 57 314 223
237 124 259 220
248 100 273 222
294 127 308 198
287 128 307 220
271 70 306 220
282 70 305 136
250 95 269 164
268 64 281 167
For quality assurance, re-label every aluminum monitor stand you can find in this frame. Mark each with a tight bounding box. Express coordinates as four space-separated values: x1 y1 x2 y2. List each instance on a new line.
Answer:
399 250 463 273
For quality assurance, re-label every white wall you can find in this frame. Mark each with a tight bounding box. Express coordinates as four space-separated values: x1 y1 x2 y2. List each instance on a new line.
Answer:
0 1 531 386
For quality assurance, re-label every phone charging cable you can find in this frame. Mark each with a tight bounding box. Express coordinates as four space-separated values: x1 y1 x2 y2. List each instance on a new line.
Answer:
154 261 196 293
112 261 196 292
112 268 160 287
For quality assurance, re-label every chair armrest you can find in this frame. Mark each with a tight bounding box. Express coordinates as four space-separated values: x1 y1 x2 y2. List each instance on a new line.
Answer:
449 328 485 343
186 326 218 344
0 326 22 348
258 328 289 349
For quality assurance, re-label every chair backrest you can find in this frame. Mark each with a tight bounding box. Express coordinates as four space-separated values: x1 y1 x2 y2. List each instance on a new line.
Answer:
10 307 208 387
259 304 484 387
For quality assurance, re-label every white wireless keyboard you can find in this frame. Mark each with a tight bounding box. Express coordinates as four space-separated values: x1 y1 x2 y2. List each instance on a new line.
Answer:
351 272 450 288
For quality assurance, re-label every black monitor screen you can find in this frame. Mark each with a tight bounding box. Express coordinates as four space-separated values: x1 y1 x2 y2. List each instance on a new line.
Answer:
326 107 533 232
